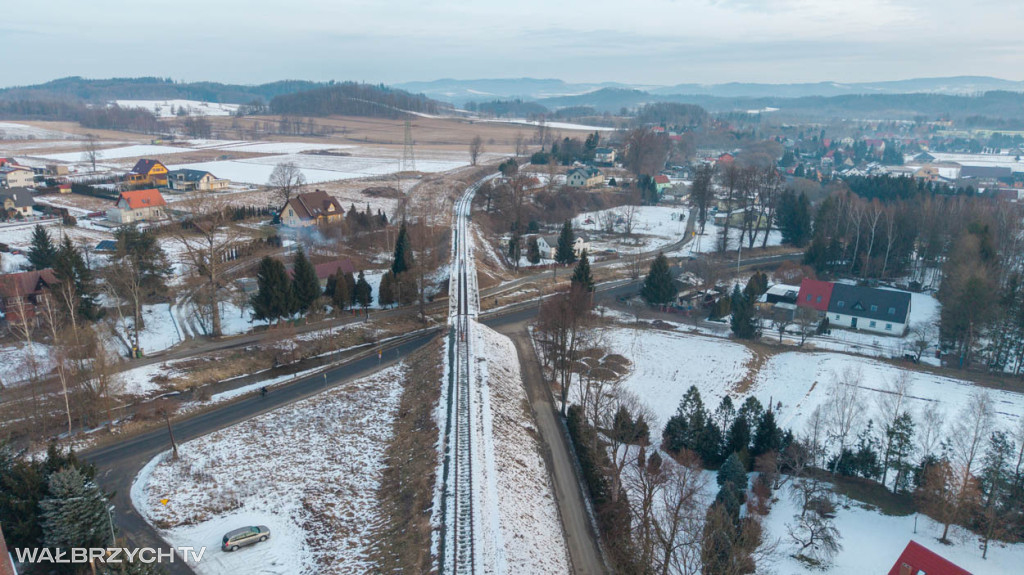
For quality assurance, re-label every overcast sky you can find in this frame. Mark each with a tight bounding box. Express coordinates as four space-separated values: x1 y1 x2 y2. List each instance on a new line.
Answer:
2 0 1021 88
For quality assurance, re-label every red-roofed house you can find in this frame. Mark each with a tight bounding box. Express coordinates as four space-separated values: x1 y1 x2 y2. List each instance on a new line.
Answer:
653 174 672 193
314 259 356 287
0 268 58 325
716 153 735 165
888 541 971 575
108 189 167 224
796 278 833 312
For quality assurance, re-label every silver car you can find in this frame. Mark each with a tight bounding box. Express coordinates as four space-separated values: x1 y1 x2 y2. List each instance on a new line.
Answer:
222 525 271 552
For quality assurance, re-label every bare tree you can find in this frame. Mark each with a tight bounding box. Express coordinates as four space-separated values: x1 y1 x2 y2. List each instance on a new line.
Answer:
876 372 912 487
939 390 994 541
794 306 820 346
469 135 484 166
514 131 525 157
624 128 669 178
536 287 594 415
173 192 242 337
652 451 709 575
622 203 639 239
81 134 101 173
909 322 935 362
787 510 842 565
825 367 865 474
267 161 306 207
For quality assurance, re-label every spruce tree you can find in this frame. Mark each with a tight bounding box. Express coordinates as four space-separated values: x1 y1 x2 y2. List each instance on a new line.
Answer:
527 236 541 264
354 271 373 309
717 452 748 490
28 224 57 270
730 285 759 339
378 271 396 307
392 222 414 275
570 250 595 292
640 252 675 305
53 235 97 320
555 220 577 264
290 248 321 313
251 256 294 323
39 466 111 549
751 409 783 457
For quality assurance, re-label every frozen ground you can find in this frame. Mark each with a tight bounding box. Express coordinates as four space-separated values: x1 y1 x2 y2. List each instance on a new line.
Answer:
670 217 782 257
475 324 572 573
573 205 690 253
482 118 615 132
114 100 240 118
927 152 1024 173
0 122 80 140
35 144 194 163
133 363 407 574
0 342 55 386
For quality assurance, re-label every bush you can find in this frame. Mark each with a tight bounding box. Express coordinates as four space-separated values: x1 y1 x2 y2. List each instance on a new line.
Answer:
530 151 551 165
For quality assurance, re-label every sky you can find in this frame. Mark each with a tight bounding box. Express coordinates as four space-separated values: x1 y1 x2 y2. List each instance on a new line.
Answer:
2 0 1022 88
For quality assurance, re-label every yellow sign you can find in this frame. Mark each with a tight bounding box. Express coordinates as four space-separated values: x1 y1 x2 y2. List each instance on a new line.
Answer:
160 498 169 506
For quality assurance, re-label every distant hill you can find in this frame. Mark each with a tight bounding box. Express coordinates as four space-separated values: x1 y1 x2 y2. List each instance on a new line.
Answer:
395 76 1024 105
269 82 451 118
0 77 328 104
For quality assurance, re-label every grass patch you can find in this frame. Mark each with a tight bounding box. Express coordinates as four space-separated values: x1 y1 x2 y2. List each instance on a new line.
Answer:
825 472 916 516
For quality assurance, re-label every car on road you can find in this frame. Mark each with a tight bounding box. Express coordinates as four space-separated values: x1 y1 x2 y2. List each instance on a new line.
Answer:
222 525 271 551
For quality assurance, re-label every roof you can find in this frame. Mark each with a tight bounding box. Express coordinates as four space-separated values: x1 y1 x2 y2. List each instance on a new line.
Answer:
887 540 971 575
959 165 1012 180
828 283 912 323
129 159 166 175
167 168 215 182
567 167 601 178
314 259 356 281
117 189 167 210
594 147 614 154
766 283 800 299
796 278 834 312
0 269 58 299
283 190 343 221
0 164 32 173
653 175 671 184
0 188 35 208
95 240 118 252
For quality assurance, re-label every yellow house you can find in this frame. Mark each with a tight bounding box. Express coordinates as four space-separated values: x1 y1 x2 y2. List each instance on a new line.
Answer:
125 159 169 186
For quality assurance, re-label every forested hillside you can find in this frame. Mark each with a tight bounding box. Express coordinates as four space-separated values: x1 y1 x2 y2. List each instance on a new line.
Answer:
269 82 450 118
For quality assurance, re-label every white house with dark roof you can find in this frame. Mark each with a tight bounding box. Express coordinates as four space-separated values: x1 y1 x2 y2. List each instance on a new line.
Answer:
166 168 230 192
566 167 603 188
826 283 912 335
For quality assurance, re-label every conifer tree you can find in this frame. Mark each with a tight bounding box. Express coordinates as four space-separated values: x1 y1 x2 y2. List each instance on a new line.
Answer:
640 252 675 305
53 235 97 320
290 248 320 313
555 220 577 264
527 236 541 264
730 285 759 339
28 224 57 270
330 273 350 311
251 256 294 323
354 271 372 310
378 271 396 308
751 409 783 457
40 466 111 549
392 222 414 275
570 249 595 292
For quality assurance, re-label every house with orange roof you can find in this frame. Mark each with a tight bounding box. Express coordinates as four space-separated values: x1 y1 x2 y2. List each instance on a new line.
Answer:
108 188 167 224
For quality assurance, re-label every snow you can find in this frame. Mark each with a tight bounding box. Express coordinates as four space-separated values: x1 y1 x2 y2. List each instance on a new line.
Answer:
0 122 80 140
114 100 240 118
763 476 1024 574
0 342 54 386
133 363 407 574
1 252 29 273
573 205 690 253
134 304 185 354
475 324 572 573
117 362 179 397
670 217 782 257
605 328 753 427
483 118 616 132
928 152 1024 174
35 144 195 163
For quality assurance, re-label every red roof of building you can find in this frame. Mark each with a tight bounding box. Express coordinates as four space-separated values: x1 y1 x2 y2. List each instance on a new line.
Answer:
0 268 58 299
314 259 356 281
653 175 670 184
796 278 833 311
118 189 167 210
888 541 971 575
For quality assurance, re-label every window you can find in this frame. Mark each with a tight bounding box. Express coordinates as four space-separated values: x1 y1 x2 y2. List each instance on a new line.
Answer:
816 296 822 303
870 305 878 312
806 294 812 302
888 307 896 315
870 321 877 328
836 300 845 308
835 314 840 320
886 323 893 330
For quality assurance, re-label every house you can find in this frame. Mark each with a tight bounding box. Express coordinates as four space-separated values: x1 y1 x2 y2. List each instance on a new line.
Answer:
653 174 673 193
913 151 936 163
715 153 735 165
94 240 118 253
959 165 1012 185
108 188 167 224
280 190 345 227
887 540 971 575
166 169 230 192
45 163 69 177
594 147 616 165
796 278 834 312
535 234 590 260
827 283 911 335
125 159 169 187
764 284 799 305
314 259 356 287
0 165 35 188
0 188 34 218
0 269 58 325
566 167 603 188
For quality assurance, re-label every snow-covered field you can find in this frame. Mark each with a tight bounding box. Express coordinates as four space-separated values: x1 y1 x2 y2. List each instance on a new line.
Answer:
35 144 194 163
482 118 616 132
0 121 80 140
0 342 55 386
670 218 782 257
133 363 407 574
474 324 571 573
573 205 690 253
604 327 1024 439
114 100 240 118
